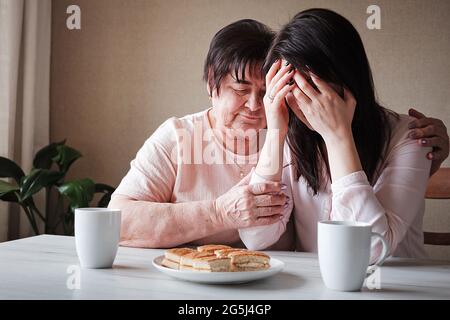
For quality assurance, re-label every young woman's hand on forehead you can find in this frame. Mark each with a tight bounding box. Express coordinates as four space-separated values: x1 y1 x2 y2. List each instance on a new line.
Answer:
290 70 356 143
263 59 295 136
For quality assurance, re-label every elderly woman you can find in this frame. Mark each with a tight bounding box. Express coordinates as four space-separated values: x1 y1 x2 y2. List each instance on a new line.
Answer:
108 20 292 249
239 9 449 259
109 18 449 250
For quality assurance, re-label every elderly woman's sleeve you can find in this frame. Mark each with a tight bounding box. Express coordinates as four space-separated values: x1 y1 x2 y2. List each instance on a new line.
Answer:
330 128 432 260
112 119 177 202
109 118 225 248
238 171 293 250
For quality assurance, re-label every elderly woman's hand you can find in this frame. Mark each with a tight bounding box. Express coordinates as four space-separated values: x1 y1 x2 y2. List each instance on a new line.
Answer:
214 169 287 229
408 108 449 176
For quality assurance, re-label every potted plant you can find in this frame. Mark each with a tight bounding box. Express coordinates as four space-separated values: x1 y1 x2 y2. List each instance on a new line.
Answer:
0 140 115 236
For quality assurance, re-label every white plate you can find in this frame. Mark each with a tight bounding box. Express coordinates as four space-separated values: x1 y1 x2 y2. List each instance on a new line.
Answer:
152 255 285 284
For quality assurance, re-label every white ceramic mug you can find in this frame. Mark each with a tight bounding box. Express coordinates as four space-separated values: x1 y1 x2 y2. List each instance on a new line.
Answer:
318 220 389 291
75 208 121 269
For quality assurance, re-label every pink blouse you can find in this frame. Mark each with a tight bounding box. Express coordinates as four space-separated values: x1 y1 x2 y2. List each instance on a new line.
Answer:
239 114 432 259
109 108 294 249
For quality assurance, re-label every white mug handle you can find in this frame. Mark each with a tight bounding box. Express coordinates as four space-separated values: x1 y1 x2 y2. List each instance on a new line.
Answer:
367 232 390 275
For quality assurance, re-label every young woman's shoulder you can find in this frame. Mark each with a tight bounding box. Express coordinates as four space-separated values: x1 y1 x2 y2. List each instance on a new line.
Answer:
385 111 413 143
383 110 431 160
383 109 420 145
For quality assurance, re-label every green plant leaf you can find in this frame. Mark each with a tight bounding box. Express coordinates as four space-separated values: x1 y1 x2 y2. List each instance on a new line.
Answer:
58 178 95 211
20 169 65 201
95 183 116 207
0 180 19 202
0 157 25 184
33 140 66 170
52 145 82 173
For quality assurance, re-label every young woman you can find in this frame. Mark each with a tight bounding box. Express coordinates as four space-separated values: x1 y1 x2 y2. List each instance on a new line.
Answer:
239 8 435 259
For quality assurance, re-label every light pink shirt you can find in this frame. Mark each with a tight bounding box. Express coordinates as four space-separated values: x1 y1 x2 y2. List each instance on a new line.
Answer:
110 108 294 249
240 114 432 259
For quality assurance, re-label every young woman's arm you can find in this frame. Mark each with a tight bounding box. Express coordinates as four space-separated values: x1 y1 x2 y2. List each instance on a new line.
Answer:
239 60 295 250
330 122 431 259
291 71 431 259
238 166 293 250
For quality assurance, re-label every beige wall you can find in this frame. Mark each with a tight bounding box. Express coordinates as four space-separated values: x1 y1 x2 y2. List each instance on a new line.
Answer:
50 0 450 259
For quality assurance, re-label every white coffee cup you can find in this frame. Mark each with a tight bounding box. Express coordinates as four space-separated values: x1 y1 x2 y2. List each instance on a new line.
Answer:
75 208 121 269
318 220 389 291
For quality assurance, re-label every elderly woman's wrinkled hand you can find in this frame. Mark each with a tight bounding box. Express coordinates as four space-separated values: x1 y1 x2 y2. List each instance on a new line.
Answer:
214 170 288 229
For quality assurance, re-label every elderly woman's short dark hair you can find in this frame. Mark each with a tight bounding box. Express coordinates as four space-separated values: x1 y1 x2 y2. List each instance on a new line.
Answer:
203 19 274 96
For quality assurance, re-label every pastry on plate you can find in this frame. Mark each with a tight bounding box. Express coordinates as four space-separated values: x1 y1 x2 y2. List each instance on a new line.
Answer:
179 251 215 270
197 244 231 253
160 245 271 272
228 250 270 271
192 255 231 272
214 248 246 258
161 247 195 270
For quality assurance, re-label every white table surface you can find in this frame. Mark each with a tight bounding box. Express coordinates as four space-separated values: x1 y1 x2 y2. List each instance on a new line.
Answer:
0 235 449 299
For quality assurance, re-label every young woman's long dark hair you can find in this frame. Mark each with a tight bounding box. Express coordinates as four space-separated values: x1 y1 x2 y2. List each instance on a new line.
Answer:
264 8 397 194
